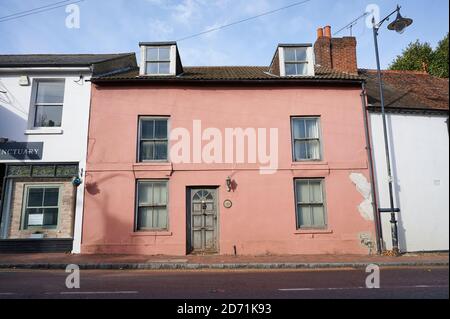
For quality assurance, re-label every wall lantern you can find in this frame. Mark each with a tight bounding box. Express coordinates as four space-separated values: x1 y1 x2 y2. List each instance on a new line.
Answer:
72 168 84 187
226 176 232 192
72 176 82 187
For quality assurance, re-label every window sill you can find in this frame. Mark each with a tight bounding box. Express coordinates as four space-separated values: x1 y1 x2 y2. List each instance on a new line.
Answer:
133 162 173 171
291 161 329 170
291 161 327 165
131 231 173 237
25 128 63 135
294 229 333 235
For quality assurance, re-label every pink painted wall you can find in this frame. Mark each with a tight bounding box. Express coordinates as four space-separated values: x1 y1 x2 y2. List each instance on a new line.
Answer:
82 85 376 256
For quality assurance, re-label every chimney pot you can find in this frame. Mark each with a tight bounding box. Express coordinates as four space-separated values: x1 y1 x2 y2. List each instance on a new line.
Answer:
324 25 332 38
317 27 324 39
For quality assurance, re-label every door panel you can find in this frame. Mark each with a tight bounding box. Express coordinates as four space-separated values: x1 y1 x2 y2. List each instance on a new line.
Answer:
188 188 218 254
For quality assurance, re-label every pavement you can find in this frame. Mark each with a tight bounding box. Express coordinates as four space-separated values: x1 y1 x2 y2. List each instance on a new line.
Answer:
0 252 447 270
0 267 448 299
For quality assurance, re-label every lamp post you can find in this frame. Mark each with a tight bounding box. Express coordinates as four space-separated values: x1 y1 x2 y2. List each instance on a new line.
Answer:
372 5 413 255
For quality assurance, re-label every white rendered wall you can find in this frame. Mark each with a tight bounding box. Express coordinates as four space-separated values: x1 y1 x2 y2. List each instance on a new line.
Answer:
0 71 91 253
370 112 449 252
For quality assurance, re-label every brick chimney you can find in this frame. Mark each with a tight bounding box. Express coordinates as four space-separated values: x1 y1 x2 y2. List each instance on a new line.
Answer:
314 26 358 74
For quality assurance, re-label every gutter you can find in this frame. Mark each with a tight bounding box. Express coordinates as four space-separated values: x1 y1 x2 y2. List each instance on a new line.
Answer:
361 82 384 254
91 78 364 86
368 105 449 116
0 67 92 73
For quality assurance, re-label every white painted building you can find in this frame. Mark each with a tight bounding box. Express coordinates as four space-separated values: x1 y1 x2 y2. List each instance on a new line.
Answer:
0 54 136 253
362 69 449 253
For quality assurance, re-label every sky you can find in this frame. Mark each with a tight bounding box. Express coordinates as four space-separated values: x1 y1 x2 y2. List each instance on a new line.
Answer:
0 0 448 69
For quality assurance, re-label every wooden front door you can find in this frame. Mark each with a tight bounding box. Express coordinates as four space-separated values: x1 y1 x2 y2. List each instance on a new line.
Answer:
187 188 218 254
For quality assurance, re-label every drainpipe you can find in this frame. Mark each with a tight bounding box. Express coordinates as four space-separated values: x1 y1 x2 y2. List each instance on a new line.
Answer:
360 82 384 254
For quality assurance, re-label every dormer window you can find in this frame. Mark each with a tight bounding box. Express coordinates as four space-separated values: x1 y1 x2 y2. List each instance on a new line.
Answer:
277 44 315 77
139 42 183 76
284 47 308 76
146 47 170 75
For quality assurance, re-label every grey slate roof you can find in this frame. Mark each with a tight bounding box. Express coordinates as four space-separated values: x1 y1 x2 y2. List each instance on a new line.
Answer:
0 53 135 68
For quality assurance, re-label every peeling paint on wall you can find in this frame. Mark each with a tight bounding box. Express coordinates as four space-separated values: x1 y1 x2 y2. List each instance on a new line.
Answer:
359 232 375 255
350 173 374 221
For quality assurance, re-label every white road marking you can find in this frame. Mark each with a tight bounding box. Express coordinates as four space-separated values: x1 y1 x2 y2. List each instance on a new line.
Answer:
279 285 449 292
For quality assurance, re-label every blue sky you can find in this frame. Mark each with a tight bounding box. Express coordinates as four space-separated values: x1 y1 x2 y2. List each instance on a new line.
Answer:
0 0 448 69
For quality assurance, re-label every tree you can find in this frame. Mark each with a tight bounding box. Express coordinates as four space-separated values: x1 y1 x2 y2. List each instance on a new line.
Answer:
429 33 449 78
389 40 433 72
389 33 449 78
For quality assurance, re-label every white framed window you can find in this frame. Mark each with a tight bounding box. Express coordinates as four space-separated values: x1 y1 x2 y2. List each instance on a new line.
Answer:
140 45 177 76
138 117 169 162
22 185 61 229
31 80 65 128
279 46 315 77
291 117 322 161
136 180 168 231
145 47 171 75
295 179 327 229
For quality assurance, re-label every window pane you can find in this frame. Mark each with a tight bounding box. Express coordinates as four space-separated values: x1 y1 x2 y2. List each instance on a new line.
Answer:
154 141 168 160
312 206 325 226
43 188 59 206
284 48 296 61
285 63 297 76
295 63 308 75
146 62 159 74
297 205 312 227
141 120 155 139
43 208 58 226
146 48 159 61
296 180 310 203
34 105 62 127
140 141 154 161
138 182 152 205
155 207 168 229
293 119 306 139
153 182 168 205
154 120 167 139
159 62 170 74
305 119 319 138
28 188 44 207
307 140 321 160
294 140 308 161
138 207 153 229
295 48 308 61
159 47 170 60
36 82 65 104
310 181 323 203
27 208 44 226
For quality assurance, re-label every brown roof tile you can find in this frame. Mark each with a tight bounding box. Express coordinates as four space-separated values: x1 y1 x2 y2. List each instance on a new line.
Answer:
92 65 363 82
360 69 449 112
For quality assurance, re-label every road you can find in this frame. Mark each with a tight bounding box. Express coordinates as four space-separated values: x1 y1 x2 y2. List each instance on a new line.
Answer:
0 267 448 299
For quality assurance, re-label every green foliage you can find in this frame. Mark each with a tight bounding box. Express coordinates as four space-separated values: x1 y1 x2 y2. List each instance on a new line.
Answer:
389 33 449 78
429 33 449 78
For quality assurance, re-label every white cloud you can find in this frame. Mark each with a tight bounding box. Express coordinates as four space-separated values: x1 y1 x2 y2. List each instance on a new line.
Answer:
171 0 202 25
182 46 230 66
148 19 174 40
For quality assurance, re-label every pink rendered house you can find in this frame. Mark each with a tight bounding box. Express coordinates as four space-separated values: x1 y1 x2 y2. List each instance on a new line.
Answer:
81 27 378 256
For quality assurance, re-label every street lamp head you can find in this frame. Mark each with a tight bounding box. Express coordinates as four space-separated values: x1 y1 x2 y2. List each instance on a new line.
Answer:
388 7 413 34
